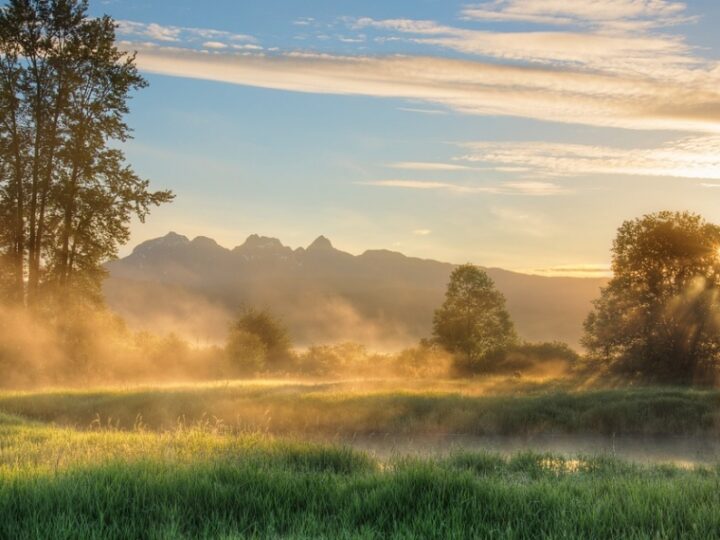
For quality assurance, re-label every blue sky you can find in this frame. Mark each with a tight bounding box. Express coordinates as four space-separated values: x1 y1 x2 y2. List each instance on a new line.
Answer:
89 0 720 275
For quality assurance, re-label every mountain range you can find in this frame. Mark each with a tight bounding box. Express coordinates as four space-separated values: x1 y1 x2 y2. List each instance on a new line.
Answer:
104 232 608 350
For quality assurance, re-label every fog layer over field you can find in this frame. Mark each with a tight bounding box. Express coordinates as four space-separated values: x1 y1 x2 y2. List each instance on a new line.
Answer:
2 379 720 466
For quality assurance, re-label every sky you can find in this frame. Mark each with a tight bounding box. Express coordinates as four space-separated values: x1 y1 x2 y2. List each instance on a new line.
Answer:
89 0 720 276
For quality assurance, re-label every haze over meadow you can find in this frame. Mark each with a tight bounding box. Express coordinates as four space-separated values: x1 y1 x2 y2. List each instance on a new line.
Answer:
5 2 720 538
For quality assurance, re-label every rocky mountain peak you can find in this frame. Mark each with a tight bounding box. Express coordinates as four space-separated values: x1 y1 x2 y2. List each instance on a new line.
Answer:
307 235 333 251
236 234 286 251
131 231 190 255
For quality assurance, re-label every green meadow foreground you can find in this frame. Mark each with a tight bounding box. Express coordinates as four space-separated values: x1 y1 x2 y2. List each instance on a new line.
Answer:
2 381 720 538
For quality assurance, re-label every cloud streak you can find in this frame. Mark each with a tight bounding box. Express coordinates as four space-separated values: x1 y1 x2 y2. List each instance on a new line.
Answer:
397 107 448 115
118 0 720 135
125 44 720 133
459 136 720 179
388 162 472 171
358 179 564 195
117 21 257 48
355 16 694 75
461 0 693 31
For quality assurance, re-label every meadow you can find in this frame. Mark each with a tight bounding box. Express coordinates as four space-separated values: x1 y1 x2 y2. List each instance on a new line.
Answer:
2 380 720 538
2 378 719 437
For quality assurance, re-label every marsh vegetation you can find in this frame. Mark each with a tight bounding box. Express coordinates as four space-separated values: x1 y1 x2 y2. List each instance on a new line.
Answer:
2 393 720 539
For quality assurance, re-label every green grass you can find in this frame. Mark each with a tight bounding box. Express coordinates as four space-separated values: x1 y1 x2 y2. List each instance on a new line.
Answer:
1 379 719 436
1 410 720 538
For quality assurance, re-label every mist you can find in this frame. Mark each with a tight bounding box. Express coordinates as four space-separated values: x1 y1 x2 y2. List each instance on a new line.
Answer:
0 304 228 389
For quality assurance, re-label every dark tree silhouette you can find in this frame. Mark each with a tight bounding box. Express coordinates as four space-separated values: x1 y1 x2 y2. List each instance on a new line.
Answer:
0 0 172 307
584 211 720 385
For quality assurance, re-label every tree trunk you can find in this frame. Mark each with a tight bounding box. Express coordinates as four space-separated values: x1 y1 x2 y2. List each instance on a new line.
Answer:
9 101 25 305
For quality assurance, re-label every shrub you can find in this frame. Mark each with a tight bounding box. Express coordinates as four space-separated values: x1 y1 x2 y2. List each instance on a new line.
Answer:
452 341 579 377
392 343 454 378
298 343 382 377
227 309 293 372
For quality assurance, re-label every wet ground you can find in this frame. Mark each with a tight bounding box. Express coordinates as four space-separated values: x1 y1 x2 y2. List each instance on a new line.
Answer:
314 434 720 467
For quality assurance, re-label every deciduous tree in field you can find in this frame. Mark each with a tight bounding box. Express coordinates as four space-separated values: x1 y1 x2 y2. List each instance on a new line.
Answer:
0 0 172 307
433 264 517 373
226 309 293 373
584 211 720 385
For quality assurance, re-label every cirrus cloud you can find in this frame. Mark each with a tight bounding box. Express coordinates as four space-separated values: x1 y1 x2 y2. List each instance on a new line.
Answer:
459 136 720 180
357 179 564 195
124 44 720 133
461 0 693 31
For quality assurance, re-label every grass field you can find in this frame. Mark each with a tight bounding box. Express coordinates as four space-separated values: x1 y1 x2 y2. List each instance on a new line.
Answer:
1 378 719 436
3 380 720 538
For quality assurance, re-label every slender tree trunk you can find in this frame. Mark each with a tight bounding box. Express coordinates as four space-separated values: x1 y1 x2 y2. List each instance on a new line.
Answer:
9 100 25 305
29 87 62 304
26 31 46 306
59 162 79 286
27 94 42 302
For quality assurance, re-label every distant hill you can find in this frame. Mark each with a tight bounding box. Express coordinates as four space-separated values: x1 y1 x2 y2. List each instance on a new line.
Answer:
104 233 607 350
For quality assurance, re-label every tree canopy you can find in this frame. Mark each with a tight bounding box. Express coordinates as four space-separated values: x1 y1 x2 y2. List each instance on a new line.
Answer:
584 211 720 385
432 264 517 372
227 309 293 372
0 0 172 308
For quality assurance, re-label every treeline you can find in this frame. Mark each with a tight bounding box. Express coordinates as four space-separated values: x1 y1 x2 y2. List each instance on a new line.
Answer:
224 308 580 379
221 210 720 387
5 210 720 387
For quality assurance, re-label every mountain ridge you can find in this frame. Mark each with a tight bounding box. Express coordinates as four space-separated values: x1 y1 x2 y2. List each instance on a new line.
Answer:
105 232 607 349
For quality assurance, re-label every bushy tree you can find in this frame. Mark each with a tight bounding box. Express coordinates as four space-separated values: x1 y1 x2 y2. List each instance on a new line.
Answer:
0 0 172 307
433 264 517 372
584 211 720 385
226 309 292 372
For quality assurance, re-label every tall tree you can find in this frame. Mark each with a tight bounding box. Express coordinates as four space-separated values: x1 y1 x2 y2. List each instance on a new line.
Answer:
0 0 172 307
433 264 517 372
584 211 720 385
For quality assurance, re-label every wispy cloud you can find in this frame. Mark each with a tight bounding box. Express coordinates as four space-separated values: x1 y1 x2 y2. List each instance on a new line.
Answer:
293 17 316 27
117 21 257 48
413 229 432 236
117 21 181 42
118 1 720 136
397 107 447 115
502 181 565 195
125 45 720 133
358 179 564 195
203 41 228 50
459 136 720 179
349 0 704 82
353 15 695 76
360 180 474 191
461 0 693 31
388 162 472 171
